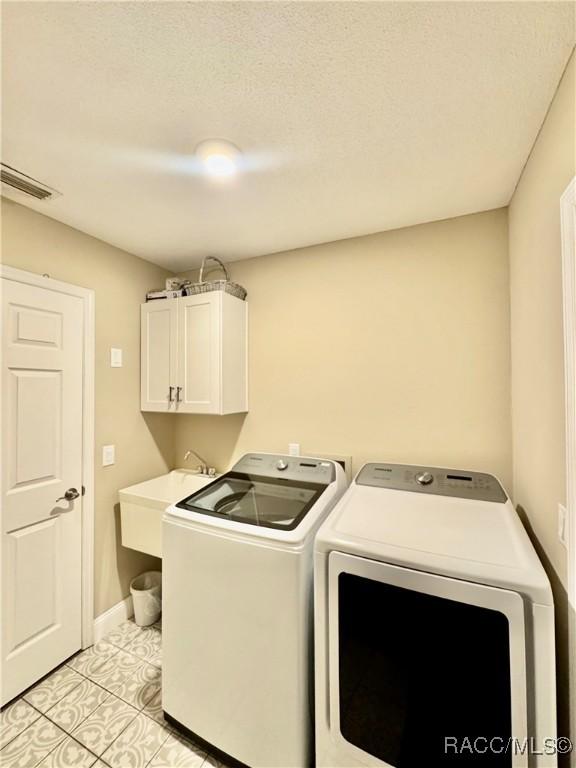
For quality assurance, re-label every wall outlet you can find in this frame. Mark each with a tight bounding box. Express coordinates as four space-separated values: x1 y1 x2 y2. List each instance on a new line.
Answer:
288 443 300 456
102 445 115 466
558 503 568 548
312 453 353 483
110 348 123 367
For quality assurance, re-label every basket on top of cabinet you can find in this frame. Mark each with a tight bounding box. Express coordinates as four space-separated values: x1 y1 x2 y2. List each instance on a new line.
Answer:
141 291 247 415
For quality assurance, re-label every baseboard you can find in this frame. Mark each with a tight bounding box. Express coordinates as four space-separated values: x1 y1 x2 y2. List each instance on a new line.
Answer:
93 595 134 643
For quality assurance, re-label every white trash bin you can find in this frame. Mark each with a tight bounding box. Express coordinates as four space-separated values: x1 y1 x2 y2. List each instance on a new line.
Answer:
130 571 162 626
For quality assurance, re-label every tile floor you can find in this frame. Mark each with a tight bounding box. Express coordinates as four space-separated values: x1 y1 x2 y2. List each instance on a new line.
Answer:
0 620 227 768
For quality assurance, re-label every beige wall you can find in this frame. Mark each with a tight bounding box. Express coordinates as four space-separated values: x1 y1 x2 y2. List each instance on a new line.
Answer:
175 208 512 490
509 51 575 589
1 199 173 616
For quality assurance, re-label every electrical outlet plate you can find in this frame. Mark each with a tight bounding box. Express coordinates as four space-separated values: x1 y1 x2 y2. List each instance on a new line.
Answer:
288 443 300 456
110 348 123 367
102 444 115 466
311 453 353 483
558 503 568 548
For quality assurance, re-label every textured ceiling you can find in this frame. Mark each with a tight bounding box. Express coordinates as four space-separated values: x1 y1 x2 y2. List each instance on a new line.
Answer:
2 2 574 271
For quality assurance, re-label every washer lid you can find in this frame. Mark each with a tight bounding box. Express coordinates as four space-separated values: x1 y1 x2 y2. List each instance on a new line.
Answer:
176 471 328 531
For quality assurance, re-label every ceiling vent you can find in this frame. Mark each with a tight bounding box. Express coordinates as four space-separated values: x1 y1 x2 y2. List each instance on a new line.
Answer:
1 163 60 201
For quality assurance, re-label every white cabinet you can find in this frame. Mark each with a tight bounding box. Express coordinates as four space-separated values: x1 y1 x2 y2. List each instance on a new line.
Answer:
141 292 247 414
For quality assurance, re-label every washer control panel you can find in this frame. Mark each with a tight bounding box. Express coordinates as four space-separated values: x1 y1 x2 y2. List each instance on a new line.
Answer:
233 453 336 484
356 463 507 502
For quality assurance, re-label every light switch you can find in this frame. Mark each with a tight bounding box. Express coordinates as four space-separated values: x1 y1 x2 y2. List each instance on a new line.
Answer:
110 348 123 367
102 445 115 466
288 443 300 456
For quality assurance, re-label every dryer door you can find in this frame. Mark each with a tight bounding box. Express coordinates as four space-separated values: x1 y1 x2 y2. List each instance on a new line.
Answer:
328 552 528 768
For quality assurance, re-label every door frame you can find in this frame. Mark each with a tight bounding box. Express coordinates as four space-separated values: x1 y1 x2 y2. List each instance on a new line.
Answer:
1 264 95 648
560 176 576 746
561 177 576 610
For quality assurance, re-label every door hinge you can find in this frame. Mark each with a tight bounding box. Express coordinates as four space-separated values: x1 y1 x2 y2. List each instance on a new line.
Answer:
81 486 86 496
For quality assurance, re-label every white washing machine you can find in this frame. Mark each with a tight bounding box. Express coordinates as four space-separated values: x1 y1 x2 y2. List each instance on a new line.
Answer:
163 453 347 768
315 463 557 768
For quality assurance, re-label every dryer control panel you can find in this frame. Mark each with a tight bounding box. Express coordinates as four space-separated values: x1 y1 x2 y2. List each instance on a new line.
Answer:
233 453 336 484
356 463 507 502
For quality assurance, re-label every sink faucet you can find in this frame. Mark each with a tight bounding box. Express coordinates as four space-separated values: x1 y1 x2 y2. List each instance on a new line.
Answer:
184 449 216 477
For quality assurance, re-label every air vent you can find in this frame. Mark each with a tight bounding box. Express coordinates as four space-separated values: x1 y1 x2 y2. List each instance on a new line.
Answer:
1 163 60 201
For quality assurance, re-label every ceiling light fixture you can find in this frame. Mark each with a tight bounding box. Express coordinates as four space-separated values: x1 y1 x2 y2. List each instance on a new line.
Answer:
195 139 242 179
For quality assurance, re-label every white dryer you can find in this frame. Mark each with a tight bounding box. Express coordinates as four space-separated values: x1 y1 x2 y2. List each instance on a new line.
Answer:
163 453 347 768
314 463 557 768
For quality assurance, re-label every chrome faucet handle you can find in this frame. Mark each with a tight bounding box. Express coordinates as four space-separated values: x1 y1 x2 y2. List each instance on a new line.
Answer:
183 449 216 477
184 449 211 473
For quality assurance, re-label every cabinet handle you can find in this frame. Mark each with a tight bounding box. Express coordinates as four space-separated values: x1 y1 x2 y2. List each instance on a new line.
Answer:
176 386 182 403
168 386 174 403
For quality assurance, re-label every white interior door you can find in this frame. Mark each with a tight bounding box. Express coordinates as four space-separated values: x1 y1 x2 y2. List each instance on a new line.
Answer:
1 277 84 705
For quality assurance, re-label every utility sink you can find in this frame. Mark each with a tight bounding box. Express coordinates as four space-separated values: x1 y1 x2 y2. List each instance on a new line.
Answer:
119 469 216 558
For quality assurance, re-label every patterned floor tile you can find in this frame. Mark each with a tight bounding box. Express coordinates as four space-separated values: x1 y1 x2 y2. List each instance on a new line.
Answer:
123 629 161 664
101 650 142 678
67 642 119 678
140 691 167 726
81 662 127 697
37 736 97 767
24 667 84 714
102 621 141 651
148 648 162 669
71 695 137 756
100 713 169 768
0 715 66 768
46 679 110 733
0 699 41 749
86 651 143 693
149 730 205 767
114 663 161 710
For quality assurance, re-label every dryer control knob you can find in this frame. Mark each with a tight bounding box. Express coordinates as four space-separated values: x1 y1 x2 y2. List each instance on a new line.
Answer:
416 471 434 486
276 459 288 471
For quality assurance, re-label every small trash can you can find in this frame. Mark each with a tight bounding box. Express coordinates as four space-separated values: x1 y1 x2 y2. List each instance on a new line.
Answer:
130 571 162 627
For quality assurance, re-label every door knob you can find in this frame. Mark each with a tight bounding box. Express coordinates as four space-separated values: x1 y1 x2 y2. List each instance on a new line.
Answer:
56 487 80 503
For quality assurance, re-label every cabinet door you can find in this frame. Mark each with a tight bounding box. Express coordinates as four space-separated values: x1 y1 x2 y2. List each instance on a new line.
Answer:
141 300 178 412
176 293 221 414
